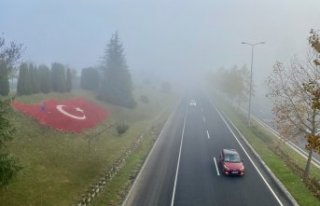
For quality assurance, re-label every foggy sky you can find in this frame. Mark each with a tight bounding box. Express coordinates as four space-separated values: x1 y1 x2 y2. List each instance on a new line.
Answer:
1 0 320 85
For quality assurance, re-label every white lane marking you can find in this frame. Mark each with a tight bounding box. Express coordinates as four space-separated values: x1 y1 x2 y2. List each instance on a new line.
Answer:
202 116 206 123
170 107 188 206
214 107 284 206
213 157 220 176
206 130 211 139
122 108 176 206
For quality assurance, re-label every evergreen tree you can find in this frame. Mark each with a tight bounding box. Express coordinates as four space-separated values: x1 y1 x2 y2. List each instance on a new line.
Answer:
0 59 9 95
66 68 72 92
0 75 9 96
30 64 40 94
81 67 99 91
38 64 51 93
98 32 135 108
51 62 66 92
0 36 22 187
17 63 29 95
24 64 33 95
0 98 21 186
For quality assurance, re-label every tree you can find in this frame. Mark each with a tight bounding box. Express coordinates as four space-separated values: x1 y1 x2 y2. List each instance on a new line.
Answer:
38 64 51 93
51 62 66 92
211 65 251 107
98 32 135 108
66 68 72 92
30 64 40 94
0 75 9 96
17 63 27 95
267 32 320 178
80 67 99 91
0 36 21 186
0 36 22 95
0 98 21 186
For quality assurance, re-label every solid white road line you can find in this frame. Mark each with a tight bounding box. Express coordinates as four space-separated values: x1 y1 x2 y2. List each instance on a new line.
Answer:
214 107 284 206
170 107 188 206
206 130 211 139
122 107 176 206
213 157 220 176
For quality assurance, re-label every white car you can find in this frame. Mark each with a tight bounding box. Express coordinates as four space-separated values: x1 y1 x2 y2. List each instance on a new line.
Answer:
189 99 197 107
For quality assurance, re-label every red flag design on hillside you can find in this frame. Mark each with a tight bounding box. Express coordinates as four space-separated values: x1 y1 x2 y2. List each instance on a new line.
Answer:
12 98 108 133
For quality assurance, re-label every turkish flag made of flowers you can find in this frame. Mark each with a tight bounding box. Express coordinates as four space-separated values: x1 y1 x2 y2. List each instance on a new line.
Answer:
12 98 108 133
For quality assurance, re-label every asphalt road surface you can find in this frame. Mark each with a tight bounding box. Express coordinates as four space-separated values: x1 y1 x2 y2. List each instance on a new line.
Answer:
123 95 294 206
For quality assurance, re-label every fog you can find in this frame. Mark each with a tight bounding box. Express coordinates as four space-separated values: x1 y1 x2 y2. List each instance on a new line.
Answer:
1 0 320 88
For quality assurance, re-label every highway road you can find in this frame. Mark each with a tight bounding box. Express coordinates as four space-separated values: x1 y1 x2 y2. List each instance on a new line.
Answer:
123 95 294 206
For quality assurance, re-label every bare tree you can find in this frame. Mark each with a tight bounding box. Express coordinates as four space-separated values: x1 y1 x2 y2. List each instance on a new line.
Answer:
267 31 320 178
0 36 22 95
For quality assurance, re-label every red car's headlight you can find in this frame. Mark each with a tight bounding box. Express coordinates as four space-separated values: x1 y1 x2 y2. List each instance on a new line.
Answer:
223 164 230 170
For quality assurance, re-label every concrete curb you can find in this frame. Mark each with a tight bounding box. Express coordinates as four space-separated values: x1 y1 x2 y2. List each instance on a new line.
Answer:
219 109 300 206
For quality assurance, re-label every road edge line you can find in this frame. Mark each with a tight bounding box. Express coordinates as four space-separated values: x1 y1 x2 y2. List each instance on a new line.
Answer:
122 105 178 206
215 106 299 206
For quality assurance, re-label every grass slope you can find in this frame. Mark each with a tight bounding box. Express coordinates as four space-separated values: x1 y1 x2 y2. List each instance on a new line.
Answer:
0 89 178 206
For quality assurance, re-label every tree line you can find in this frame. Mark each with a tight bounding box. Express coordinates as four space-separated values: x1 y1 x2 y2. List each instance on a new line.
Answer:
17 62 73 95
267 29 320 179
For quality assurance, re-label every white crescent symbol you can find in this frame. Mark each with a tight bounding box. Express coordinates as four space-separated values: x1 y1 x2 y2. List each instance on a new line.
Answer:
56 105 86 120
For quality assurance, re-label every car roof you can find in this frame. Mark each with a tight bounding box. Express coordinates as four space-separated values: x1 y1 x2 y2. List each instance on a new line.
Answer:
222 148 239 155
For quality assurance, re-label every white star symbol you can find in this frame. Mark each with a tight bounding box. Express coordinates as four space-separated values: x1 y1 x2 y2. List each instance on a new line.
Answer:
75 107 84 113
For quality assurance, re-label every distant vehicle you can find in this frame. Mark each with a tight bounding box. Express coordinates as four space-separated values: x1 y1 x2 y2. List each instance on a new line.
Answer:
219 149 245 176
189 99 197 107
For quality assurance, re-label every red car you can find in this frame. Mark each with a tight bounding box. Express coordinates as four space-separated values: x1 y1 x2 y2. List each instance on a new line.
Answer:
219 149 245 176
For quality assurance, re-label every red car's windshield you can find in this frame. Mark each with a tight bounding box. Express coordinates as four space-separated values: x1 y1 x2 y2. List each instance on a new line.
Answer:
224 153 241 163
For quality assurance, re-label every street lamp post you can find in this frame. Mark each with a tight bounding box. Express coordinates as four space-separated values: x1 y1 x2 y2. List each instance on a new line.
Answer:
241 41 265 127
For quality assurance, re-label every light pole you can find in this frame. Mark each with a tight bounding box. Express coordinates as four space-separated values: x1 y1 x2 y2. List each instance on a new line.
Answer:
241 41 265 127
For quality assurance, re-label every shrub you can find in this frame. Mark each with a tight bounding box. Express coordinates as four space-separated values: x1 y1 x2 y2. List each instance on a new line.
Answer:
116 122 129 135
140 95 149 104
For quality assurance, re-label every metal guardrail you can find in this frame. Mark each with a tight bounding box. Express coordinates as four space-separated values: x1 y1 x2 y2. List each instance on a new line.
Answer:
251 115 320 169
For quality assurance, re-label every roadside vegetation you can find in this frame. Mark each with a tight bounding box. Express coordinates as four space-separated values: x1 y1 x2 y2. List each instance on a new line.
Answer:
0 32 179 206
0 88 178 206
206 29 320 205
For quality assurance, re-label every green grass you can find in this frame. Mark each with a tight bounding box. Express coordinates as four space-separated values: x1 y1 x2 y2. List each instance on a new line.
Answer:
92 110 169 206
215 97 320 206
0 88 178 206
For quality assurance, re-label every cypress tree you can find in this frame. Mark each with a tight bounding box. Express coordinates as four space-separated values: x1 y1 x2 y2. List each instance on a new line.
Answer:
0 75 9 96
81 67 99 91
38 64 51 93
31 64 40 94
66 68 72 92
0 61 9 96
17 63 28 95
51 63 66 92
